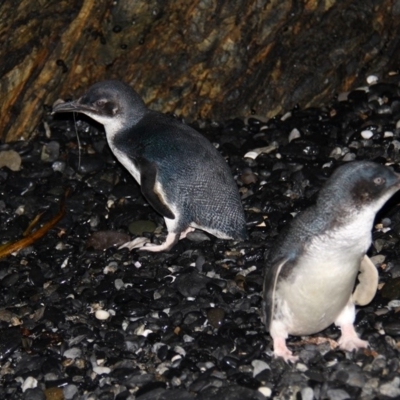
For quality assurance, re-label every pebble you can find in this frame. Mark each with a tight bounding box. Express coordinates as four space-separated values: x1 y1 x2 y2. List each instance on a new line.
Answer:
93 366 111 375
95 310 110 320
367 75 379 85
63 384 78 400
207 308 225 329
0 149 22 171
252 359 270 377
128 220 157 235
379 377 400 398
258 386 272 397
361 130 374 139
41 141 60 162
300 387 314 400
244 143 278 159
63 347 82 359
326 389 351 400
21 376 38 392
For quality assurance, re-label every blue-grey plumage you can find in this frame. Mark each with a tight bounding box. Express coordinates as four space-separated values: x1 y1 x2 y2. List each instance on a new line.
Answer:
52 80 247 251
263 161 400 362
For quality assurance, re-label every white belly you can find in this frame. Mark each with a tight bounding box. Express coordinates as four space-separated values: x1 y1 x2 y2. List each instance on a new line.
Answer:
275 214 372 335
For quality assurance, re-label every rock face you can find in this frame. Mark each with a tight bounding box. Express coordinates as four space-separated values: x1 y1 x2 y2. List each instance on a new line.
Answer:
1 0 400 141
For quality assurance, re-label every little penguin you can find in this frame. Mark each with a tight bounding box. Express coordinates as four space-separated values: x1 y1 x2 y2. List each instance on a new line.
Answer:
262 160 400 362
52 80 247 252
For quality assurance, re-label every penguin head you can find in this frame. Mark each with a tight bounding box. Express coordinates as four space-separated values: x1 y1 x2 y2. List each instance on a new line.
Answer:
52 80 147 136
318 161 400 212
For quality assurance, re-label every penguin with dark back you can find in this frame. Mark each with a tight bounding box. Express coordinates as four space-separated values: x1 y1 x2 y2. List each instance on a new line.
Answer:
263 161 400 362
53 80 247 252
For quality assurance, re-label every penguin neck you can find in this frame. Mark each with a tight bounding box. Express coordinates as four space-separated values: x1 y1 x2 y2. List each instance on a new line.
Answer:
103 108 147 142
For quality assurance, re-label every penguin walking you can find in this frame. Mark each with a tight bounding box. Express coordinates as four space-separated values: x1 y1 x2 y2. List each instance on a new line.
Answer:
53 80 247 252
263 161 400 362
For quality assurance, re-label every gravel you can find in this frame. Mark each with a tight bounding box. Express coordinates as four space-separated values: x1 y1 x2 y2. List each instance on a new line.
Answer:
0 76 400 399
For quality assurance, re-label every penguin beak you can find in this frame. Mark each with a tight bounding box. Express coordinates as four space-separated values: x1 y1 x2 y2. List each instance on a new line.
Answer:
52 99 95 115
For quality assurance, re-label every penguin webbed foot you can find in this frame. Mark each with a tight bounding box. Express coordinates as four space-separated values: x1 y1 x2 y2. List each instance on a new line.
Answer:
138 232 179 253
338 323 368 352
272 337 299 363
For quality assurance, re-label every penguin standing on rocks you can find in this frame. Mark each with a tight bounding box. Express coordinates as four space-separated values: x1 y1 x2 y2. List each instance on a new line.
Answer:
263 161 400 362
53 80 247 252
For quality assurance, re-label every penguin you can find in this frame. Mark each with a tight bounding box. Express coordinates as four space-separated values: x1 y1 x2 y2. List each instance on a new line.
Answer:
52 80 247 252
262 161 400 362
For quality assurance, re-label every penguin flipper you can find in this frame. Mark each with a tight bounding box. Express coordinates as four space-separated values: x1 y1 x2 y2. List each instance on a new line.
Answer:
263 256 299 363
352 255 379 306
263 257 290 329
138 158 175 220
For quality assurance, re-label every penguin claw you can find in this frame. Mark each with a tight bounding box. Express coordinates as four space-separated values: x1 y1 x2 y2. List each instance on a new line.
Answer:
273 337 299 363
338 323 369 352
338 336 368 352
119 237 150 250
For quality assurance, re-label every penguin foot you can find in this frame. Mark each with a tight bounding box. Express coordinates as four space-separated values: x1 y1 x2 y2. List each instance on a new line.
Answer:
273 337 299 363
139 232 179 252
119 237 150 250
338 323 368 352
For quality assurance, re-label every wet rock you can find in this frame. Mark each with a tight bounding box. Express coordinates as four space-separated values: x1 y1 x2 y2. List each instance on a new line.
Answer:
128 220 157 235
41 142 60 162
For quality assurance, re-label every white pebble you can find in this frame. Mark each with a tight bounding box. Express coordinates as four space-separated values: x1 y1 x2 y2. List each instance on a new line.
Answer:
296 362 308 372
361 130 374 139
93 366 111 375
15 205 25 216
95 310 110 320
21 376 38 392
238 265 257 277
258 386 272 397
387 300 400 309
171 354 182 363
281 111 292 121
244 143 278 160
380 377 400 397
134 324 153 337
60 257 69 269
367 75 378 85
64 347 82 359
288 128 301 143
301 387 314 400
384 131 394 138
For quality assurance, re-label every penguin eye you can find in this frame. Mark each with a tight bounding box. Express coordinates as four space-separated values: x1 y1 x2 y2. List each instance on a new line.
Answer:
95 99 107 107
373 177 385 185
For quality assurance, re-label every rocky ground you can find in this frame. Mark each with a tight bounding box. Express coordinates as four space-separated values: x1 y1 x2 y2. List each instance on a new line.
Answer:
1 75 400 400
